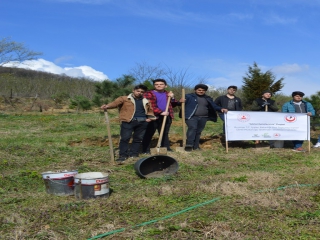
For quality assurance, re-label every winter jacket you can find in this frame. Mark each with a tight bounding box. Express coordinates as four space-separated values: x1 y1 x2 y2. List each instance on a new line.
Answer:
214 95 243 111
107 93 156 122
182 93 222 121
282 100 315 115
251 98 278 112
143 90 179 119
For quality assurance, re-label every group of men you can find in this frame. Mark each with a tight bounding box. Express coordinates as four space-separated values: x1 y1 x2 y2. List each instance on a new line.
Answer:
101 79 316 162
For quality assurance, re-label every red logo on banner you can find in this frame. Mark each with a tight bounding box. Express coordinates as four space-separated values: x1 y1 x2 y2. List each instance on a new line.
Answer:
284 115 297 123
237 113 250 122
273 133 281 138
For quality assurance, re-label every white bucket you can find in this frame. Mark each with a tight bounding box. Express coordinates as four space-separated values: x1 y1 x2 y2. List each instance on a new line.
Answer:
42 170 78 195
74 172 109 199
273 140 284 148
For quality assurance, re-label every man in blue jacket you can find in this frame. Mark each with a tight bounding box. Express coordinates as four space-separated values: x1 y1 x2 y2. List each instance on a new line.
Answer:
282 91 315 152
182 84 228 151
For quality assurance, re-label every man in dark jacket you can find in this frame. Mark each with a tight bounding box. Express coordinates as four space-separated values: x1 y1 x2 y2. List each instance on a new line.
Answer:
182 84 228 151
251 90 278 112
214 85 242 134
251 90 279 145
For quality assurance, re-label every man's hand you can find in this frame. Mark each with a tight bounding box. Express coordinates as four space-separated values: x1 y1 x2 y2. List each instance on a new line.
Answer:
221 108 228 113
101 104 109 110
160 111 170 116
168 91 174 98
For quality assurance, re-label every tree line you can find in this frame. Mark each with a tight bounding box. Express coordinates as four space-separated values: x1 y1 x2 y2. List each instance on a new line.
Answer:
0 37 319 114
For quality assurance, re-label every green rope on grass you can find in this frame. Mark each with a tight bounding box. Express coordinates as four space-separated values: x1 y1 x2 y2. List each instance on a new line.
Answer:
87 197 221 239
88 183 320 239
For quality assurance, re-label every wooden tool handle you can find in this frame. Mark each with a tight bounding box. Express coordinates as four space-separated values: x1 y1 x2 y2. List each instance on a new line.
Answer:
181 89 186 147
156 96 171 148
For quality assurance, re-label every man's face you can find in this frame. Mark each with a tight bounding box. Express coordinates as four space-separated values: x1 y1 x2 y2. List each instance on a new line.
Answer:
227 88 237 95
153 81 166 91
293 95 303 102
195 88 206 95
132 88 145 98
262 93 271 99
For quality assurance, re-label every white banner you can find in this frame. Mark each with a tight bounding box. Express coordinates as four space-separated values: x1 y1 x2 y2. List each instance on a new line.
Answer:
225 111 310 141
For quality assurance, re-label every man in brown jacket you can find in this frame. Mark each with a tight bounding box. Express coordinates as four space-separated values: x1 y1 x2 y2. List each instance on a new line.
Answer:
101 85 155 162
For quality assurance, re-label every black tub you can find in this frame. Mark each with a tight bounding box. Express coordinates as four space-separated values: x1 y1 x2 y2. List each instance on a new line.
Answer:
134 155 179 178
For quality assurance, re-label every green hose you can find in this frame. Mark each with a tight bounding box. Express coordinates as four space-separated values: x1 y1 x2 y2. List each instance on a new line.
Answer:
88 183 319 239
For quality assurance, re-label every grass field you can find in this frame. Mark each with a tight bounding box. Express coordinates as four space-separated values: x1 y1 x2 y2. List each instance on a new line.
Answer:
1 110 320 240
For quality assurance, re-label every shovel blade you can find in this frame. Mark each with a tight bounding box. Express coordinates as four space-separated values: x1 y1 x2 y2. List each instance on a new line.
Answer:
150 147 167 155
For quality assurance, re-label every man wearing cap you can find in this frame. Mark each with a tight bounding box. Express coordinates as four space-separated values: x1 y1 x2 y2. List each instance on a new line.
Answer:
182 84 228 151
251 90 279 145
282 91 315 152
215 85 243 134
141 79 179 154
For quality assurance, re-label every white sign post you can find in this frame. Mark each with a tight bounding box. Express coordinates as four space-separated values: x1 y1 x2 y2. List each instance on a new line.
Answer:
225 111 310 152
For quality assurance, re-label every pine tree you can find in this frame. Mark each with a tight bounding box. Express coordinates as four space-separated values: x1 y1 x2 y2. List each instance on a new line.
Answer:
242 62 284 104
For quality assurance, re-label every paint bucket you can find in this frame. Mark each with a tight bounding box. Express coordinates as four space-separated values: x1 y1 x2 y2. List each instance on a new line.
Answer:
274 140 284 148
74 172 109 199
134 155 179 178
42 170 78 196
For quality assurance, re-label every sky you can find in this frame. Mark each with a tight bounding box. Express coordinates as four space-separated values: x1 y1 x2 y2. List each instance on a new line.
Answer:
1 0 320 97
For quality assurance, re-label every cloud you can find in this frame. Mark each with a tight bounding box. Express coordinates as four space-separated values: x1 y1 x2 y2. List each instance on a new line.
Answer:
263 14 297 25
54 56 74 64
2 59 109 81
272 63 308 74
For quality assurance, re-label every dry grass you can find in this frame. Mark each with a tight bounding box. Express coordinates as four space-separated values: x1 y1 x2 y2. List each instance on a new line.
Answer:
1 108 320 239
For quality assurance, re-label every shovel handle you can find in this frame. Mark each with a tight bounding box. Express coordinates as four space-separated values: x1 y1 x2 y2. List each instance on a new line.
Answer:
156 96 171 149
104 110 115 164
181 89 186 147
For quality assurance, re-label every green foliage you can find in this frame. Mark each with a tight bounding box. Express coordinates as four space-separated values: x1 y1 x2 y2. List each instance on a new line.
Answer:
69 96 92 111
233 175 248 182
51 92 70 104
142 79 154 90
242 62 284 104
305 91 320 115
94 74 136 105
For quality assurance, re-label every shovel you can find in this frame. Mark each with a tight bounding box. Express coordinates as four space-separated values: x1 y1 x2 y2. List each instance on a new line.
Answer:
256 104 268 146
150 96 171 155
104 110 115 165
176 89 187 152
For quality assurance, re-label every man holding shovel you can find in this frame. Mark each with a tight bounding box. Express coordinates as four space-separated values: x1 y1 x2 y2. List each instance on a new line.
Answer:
182 84 228 151
141 79 179 154
100 85 155 163
251 90 279 146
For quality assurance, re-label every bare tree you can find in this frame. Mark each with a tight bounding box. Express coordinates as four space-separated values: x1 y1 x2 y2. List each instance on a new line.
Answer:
128 61 167 83
0 37 42 66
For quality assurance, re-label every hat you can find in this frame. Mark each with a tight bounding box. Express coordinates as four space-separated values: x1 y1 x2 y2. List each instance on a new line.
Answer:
262 90 272 96
292 91 305 97
194 84 208 91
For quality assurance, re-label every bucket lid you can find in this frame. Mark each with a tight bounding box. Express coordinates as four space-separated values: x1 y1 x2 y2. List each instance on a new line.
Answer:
74 172 108 179
41 170 78 179
74 172 109 185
